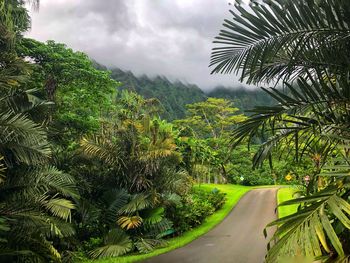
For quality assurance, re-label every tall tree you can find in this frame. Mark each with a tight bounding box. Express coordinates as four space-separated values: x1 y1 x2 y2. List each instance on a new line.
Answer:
17 38 119 145
175 98 246 182
0 1 77 262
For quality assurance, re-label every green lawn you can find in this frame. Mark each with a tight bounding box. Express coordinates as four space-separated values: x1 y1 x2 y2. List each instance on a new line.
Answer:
86 184 252 263
277 187 299 218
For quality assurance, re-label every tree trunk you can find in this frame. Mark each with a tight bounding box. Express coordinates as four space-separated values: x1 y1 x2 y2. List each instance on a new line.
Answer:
220 163 227 184
208 167 211 184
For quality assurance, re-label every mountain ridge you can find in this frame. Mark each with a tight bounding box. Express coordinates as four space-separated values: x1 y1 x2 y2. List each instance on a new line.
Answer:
94 62 275 120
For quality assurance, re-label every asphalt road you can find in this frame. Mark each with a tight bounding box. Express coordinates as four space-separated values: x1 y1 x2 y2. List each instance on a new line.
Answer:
144 188 278 263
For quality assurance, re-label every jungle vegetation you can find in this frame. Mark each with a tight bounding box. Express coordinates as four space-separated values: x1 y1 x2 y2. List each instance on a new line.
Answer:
2 0 349 262
0 1 284 261
211 0 350 261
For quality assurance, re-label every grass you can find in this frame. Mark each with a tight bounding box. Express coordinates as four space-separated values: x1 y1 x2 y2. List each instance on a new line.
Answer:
277 187 299 218
86 184 253 263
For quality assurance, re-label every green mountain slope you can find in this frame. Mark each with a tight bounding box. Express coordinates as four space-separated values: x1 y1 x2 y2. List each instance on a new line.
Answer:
110 68 207 120
207 86 275 113
101 66 275 120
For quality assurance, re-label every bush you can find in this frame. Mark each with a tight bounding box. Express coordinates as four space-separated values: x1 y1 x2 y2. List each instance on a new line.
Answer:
167 187 226 234
227 145 314 186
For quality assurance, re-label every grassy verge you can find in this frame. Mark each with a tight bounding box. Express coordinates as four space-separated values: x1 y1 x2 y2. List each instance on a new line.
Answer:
87 184 252 263
277 187 298 218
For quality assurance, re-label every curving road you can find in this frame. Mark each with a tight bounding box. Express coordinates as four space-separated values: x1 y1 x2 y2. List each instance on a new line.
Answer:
144 188 278 263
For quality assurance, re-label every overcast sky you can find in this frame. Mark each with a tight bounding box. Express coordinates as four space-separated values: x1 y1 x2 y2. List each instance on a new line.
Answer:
27 0 250 91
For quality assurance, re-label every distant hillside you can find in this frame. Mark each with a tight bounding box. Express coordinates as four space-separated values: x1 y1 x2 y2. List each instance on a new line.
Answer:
110 68 207 120
207 86 275 113
93 63 276 120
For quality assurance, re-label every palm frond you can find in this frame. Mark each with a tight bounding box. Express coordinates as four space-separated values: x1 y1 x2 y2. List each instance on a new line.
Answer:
142 207 164 226
134 238 167 253
231 74 350 166
101 189 130 225
0 111 50 165
75 199 101 225
118 194 153 214
210 0 350 84
89 229 132 259
3 166 78 199
144 218 173 237
117 215 143 230
42 197 75 222
80 135 121 166
265 187 350 261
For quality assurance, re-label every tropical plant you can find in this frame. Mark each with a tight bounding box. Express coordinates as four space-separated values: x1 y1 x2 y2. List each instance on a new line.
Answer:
0 1 78 262
211 0 350 261
74 92 192 259
81 92 188 193
210 0 350 85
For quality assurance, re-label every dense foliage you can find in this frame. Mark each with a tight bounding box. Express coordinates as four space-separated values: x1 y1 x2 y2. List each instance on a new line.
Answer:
0 2 243 262
207 87 275 114
17 38 118 145
167 187 226 234
211 0 350 261
5 0 349 262
0 1 77 261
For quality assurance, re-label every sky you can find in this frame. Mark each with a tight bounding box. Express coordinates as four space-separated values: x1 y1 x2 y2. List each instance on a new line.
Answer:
27 0 250 91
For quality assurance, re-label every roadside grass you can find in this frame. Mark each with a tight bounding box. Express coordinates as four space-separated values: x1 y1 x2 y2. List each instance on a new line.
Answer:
86 184 252 263
277 187 299 218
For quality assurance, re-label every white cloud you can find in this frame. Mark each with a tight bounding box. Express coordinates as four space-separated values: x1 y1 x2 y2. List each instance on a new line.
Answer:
27 0 251 90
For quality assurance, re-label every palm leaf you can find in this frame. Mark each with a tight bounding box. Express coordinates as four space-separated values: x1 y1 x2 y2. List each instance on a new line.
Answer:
3 166 78 199
80 135 121 166
101 189 130 225
42 197 75 222
210 0 350 84
89 229 132 259
134 238 167 253
118 194 153 214
142 207 165 226
117 215 143 230
0 111 51 165
266 188 350 261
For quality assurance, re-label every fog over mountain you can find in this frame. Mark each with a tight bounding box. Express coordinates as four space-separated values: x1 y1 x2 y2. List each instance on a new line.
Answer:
27 0 253 90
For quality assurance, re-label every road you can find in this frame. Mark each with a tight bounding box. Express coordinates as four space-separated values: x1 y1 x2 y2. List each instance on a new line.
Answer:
144 188 278 263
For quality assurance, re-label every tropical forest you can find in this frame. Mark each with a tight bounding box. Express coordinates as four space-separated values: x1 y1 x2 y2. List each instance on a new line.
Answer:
1 0 350 262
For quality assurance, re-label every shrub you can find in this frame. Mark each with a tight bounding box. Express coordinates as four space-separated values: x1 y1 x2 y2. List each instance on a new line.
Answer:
227 145 314 186
167 187 226 234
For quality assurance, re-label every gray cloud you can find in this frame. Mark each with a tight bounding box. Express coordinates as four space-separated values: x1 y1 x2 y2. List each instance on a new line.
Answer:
27 0 251 90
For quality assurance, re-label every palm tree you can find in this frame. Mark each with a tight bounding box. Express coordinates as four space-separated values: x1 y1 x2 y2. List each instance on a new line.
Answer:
0 1 77 262
210 0 350 85
81 92 185 192
78 93 191 259
210 0 350 261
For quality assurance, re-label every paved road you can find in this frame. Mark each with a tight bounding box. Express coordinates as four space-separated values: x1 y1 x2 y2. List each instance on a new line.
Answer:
144 188 278 263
